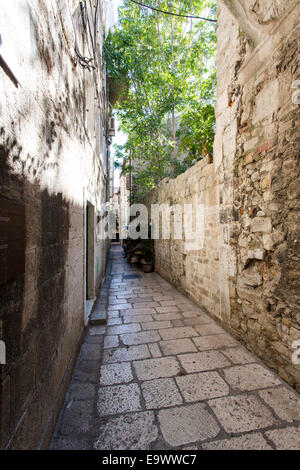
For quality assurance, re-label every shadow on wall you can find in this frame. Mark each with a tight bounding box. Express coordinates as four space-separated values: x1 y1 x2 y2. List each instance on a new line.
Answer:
0 0 110 448
0 127 84 450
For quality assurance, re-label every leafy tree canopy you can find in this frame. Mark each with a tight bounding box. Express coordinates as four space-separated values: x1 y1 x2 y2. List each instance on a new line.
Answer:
105 0 217 201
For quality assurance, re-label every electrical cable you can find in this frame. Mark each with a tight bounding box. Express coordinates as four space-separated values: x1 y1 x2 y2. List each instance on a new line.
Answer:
128 0 217 22
67 0 95 70
83 1 100 100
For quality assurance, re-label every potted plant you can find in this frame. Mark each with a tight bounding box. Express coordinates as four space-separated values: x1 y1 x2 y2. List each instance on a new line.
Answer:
141 240 154 273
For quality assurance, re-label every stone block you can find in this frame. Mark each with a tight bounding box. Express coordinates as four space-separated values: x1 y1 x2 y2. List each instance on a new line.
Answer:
50 436 92 450
141 378 182 409
193 334 238 350
252 80 279 124
160 338 197 356
108 304 132 311
103 345 151 364
123 308 156 315
108 299 129 306
202 433 272 450
89 326 106 336
259 387 300 423
97 384 142 416
239 265 263 287
148 343 162 358
155 306 179 314
94 411 158 450
66 383 96 401
176 371 229 402
208 395 278 433
120 331 161 346
159 327 198 341
250 217 272 233
178 351 231 373
100 363 133 386
90 310 107 325
104 336 119 349
80 343 102 361
106 324 141 336
158 404 220 446
265 426 300 450
222 347 256 364
107 317 122 326
132 302 160 308
223 364 282 392
133 357 181 381
60 400 94 436
195 324 225 336
73 359 99 384
141 321 172 330
223 119 237 156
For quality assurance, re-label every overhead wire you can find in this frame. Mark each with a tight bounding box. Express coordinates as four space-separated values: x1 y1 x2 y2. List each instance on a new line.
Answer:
128 0 217 22
67 0 95 70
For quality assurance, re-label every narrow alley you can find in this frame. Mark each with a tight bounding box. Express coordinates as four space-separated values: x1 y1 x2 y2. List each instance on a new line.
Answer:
51 245 300 451
1 0 300 452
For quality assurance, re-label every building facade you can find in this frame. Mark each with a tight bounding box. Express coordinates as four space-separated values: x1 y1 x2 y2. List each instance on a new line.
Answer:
0 0 113 449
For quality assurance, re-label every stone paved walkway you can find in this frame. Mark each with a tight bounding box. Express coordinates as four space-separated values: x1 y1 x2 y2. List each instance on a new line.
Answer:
50 245 300 450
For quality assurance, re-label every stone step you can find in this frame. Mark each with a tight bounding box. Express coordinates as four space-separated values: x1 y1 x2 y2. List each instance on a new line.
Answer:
89 308 107 325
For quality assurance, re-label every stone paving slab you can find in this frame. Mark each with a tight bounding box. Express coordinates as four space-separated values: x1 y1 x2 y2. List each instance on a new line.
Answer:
176 371 230 402
208 395 279 433
178 351 231 373
100 362 133 386
182 310 210 320
148 343 162 358
122 307 156 315
141 378 183 409
97 384 142 416
141 320 173 330
90 308 107 325
106 323 141 335
221 346 256 364
160 338 198 356
120 330 161 346
202 433 272 450
265 426 300 450
94 412 159 450
103 345 151 363
107 317 122 326
51 245 300 450
158 404 220 446
104 336 119 349
159 326 199 341
193 333 238 350
123 313 154 324
133 357 181 381
258 387 300 423
223 364 282 392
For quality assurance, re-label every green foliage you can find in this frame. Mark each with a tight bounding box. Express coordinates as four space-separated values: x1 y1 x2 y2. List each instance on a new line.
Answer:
140 239 154 262
105 0 217 201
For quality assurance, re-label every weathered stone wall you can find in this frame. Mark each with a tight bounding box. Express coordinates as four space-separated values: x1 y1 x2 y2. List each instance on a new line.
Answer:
145 0 300 392
222 0 300 391
145 159 233 324
0 0 110 449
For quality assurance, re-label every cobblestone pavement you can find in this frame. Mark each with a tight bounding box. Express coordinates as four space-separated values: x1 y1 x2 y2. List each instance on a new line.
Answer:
50 245 300 450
